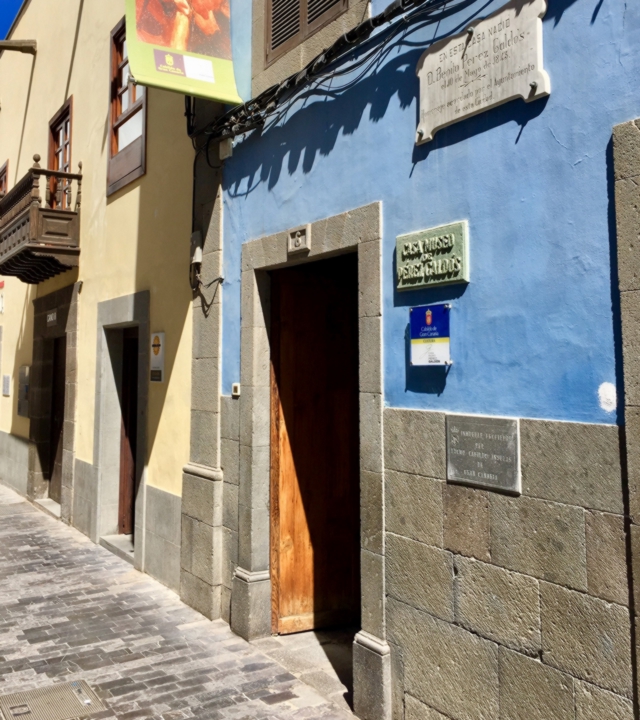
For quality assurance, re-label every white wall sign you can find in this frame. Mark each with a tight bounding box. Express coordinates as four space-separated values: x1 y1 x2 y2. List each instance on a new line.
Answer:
416 0 550 143
150 332 165 383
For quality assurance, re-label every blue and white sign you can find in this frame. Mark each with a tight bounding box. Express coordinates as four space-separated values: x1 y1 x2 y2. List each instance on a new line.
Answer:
410 303 451 366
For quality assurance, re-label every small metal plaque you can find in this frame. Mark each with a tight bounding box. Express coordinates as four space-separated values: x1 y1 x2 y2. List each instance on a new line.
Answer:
396 221 469 291
150 332 165 383
447 414 520 494
410 303 452 366
46 310 57 327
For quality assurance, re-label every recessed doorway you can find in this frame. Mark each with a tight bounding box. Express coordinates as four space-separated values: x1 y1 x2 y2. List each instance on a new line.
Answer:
270 253 360 635
118 328 139 537
48 336 67 505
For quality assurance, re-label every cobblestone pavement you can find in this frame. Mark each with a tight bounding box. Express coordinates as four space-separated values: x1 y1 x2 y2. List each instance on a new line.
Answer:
0 484 353 720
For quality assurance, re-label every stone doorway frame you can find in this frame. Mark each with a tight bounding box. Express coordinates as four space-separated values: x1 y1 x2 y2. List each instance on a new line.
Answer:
92 291 150 569
28 283 80 523
232 202 391 719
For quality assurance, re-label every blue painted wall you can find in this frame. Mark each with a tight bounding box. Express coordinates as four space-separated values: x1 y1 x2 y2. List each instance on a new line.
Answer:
221 0 640 425
231 0 252 101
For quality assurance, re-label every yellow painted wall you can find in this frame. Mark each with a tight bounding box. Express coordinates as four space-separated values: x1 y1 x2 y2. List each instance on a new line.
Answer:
0 0 193 495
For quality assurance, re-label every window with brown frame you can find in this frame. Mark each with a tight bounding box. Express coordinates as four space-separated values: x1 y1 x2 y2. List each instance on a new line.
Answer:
0 161 8 198
108 17 147 197
48 99 73 210
266 0 347 66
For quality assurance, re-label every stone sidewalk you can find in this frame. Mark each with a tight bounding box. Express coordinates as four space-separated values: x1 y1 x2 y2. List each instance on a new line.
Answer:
0 483 353 720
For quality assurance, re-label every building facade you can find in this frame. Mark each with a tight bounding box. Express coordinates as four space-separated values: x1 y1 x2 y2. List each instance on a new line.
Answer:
0 0 194 591
2 1 640 719
185 0 640 718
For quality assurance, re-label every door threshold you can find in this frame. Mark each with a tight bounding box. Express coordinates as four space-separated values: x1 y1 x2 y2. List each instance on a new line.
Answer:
100 534 134 565
34 498 61 519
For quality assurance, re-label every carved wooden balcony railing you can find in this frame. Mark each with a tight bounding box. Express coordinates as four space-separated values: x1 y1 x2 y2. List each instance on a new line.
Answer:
0 155 82 284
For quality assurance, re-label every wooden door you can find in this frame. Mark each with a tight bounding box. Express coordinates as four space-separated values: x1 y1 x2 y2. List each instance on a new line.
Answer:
49 337 66 504
270 254 360 634
118 328 138 536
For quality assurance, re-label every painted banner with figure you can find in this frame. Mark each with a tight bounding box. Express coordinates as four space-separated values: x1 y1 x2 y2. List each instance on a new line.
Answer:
126 0 242 104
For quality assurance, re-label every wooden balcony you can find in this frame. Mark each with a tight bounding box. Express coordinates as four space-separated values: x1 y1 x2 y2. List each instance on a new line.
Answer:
0 155 82 284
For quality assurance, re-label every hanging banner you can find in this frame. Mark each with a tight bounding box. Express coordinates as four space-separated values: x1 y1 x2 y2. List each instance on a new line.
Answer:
126 0 242 104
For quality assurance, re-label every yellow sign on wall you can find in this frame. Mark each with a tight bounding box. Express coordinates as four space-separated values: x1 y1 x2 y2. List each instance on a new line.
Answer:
126 0 242 104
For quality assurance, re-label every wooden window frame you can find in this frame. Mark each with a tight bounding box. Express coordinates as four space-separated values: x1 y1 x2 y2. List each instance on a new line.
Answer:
265 0 348 67
48 98 73 210
0 160 8 197
108 17 147 198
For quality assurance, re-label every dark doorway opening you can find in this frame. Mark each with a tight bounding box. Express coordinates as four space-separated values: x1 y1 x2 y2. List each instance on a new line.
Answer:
270 253 360 635
118 328 139 537
48 336 67 504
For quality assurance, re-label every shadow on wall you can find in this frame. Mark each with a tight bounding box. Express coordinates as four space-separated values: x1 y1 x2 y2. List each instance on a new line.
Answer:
606 136 625 426
132 87 193 467
101 89 193 479
397 280 468 396
8 283 37 438
224 0 583 195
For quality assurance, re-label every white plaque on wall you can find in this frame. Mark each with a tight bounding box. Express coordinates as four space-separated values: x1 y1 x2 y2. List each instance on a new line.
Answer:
416 0 550 143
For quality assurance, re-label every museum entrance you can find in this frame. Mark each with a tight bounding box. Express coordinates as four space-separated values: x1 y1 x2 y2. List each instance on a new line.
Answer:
118 327 139 537
270 254 360 634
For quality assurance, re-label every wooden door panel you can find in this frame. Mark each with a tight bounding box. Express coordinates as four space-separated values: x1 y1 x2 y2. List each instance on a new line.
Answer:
119 329 138 536
271 254 360 634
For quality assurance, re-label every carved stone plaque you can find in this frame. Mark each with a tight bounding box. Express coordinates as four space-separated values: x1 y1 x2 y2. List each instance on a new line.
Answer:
416 0 550 143
397 221 468 291
447 414 520 494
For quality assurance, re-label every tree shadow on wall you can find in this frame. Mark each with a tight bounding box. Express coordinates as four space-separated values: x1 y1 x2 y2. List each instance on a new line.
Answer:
225 0 585 195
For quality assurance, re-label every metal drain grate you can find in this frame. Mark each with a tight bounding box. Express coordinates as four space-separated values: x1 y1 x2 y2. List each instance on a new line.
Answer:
0 681 105 720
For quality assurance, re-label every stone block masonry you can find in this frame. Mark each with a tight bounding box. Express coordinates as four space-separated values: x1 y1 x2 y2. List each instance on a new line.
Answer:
613 116 640 720
383 407 634 719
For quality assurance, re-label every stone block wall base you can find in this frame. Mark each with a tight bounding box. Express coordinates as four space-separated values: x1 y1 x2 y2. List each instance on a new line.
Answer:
230 571 271 640
353 631 392 720
180 569 220 619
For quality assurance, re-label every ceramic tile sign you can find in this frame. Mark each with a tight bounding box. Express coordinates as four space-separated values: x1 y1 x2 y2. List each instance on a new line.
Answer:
416 0 550 143
397 221 468 291
410 303 451 366
447 414 521 494
150 332 165 383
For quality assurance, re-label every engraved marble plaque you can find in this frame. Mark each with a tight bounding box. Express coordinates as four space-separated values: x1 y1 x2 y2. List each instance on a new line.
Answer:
447 414 520 494
416 0 550 143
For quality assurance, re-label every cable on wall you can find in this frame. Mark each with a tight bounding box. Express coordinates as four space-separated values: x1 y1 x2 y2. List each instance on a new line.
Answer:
192 0 478 144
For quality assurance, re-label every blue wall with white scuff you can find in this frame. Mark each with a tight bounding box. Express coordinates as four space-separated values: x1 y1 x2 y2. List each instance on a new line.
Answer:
221 0 640 425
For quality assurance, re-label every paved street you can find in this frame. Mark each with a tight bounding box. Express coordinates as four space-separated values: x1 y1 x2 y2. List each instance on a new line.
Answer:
0 484 353 720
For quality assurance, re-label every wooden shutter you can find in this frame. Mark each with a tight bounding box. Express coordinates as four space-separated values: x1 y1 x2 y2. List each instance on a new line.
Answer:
107 17 147 197
266 0 347 66
48 98 73 210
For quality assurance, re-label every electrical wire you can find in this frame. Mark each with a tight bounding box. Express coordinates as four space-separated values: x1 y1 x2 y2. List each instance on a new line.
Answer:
194 0 477 142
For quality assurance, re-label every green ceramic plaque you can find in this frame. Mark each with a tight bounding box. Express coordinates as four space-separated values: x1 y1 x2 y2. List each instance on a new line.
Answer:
396 221 469 291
